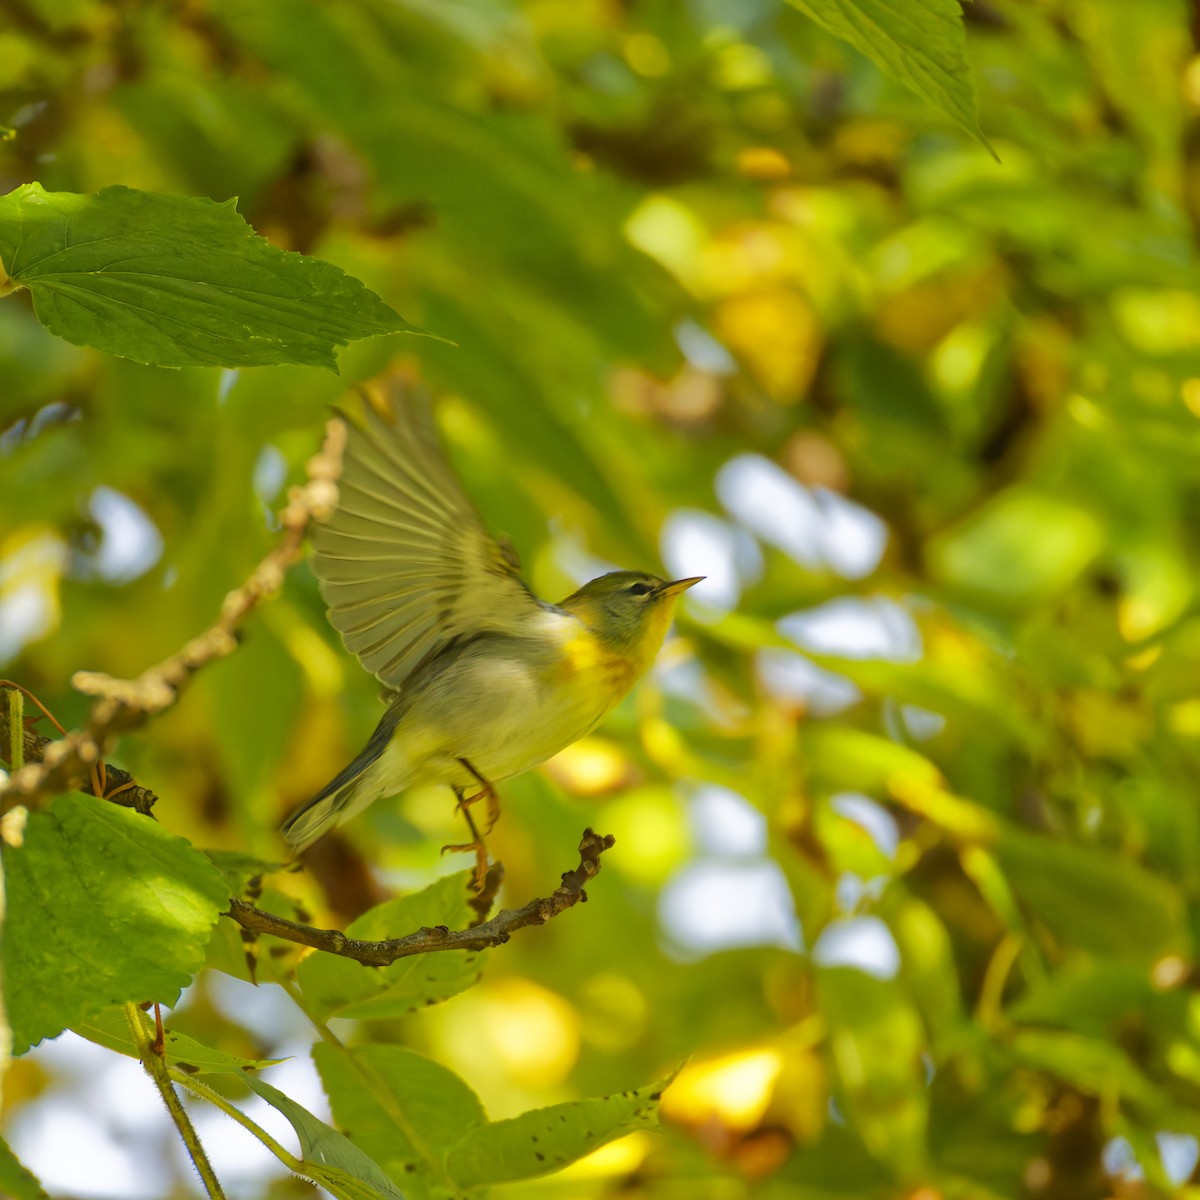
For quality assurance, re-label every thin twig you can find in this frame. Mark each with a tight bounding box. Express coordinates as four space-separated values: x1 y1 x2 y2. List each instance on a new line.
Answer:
227 829 616 965
123 1003 227 1200
0 420 345 812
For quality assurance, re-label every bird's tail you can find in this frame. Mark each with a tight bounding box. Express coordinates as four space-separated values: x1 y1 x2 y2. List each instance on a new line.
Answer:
281 738 389 853
280 782 357 853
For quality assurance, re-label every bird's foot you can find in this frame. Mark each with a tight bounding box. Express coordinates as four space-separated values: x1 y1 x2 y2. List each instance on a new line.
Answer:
455 761 502 835
459 784 501 835
450 765 498 890
440 838 490 892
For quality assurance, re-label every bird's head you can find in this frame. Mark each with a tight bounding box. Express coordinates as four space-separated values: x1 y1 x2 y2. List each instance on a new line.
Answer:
560 571 704 659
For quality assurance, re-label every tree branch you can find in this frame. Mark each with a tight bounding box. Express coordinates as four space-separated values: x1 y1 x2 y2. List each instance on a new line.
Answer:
226 829 616 965
0 419 346 811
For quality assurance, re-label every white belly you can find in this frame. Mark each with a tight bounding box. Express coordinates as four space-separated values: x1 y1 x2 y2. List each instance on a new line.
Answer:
373 618 616 794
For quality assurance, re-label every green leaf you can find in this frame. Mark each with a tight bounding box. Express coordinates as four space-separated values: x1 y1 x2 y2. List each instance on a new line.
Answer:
782 0 991 151
244 1075 408 1200
202 848 291 894
4 793 229 1054
314 1042 486 1193
1009 1030 1194 1128
72 1006 286 1076
446 1073 672 1189
1008 961 1155 1037
816 967 928 1178
0 184 417 371
928 487 1105 606
804 726 943 794
296 871 483 1021
882 895 966 1049
0 1135 48 1200
995 827 1187 959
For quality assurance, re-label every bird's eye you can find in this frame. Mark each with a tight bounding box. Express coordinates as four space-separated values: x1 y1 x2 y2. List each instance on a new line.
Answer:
626 581 654 597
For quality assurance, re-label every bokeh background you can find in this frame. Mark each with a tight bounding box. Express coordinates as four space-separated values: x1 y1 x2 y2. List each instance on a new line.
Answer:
6 0 1200 1196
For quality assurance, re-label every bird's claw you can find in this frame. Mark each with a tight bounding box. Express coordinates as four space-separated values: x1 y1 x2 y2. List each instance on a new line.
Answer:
440 840 490 892
457 786 501 835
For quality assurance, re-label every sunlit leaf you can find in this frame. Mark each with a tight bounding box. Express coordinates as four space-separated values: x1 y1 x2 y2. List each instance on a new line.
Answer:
446 1072 673 1188
4 794 229 1054
0 184 417 370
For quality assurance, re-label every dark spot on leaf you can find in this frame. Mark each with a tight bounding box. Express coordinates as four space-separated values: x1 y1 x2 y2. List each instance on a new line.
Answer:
242 1065 259 1072
176 1062 199 1074
425 975 436 982
531 1136 538 1143
425 998 436 1006
404 1164 416 1173
559 1114 567 1123
535 1153 545 1162
584 1130 592 1138
649 1091 661 1100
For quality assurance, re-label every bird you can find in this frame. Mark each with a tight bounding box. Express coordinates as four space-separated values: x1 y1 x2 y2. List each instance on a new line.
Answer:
281 375 702 887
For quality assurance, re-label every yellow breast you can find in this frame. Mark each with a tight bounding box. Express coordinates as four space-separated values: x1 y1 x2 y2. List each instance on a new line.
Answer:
555 629 639 695
551 596 681 699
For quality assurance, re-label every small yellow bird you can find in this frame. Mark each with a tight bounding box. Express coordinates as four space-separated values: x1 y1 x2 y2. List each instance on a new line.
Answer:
282 377 701 885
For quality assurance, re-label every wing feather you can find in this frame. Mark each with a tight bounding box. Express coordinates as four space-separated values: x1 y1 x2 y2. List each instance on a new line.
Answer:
311 377 543 688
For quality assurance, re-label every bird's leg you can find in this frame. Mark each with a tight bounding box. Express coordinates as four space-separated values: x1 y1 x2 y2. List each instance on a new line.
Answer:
441 783 490 892
457 757 501 834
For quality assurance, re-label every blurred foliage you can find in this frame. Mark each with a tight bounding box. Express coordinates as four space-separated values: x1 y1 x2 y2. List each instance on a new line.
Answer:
5 0 1200 1197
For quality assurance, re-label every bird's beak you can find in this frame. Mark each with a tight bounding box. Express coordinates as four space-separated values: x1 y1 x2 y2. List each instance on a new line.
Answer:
658 576 705 597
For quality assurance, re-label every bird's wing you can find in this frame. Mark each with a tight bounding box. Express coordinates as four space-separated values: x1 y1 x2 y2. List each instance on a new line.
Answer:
311 379 542 689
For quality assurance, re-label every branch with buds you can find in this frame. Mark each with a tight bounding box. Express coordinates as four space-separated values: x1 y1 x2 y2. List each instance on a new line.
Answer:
226 829 616 963
0 420 346 812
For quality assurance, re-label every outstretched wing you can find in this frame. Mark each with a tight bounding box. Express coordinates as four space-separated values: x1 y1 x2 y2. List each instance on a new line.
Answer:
312 377 542 689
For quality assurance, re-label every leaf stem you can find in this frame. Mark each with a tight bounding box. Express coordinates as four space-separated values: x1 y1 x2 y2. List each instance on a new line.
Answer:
279 978 344 1048
167 1070 303 1173
3 687 20 774
0 688 19 1105
122 1003 227 1200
